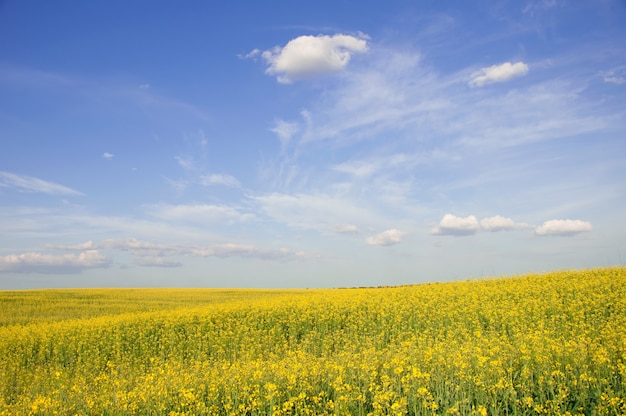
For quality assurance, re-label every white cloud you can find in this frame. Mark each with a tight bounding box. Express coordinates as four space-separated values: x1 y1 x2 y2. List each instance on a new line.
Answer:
332 153 413 179
598 69 625 85
259 33 369 83
102 152 114 159
469 61 529 87
535 219 592 236
603 76 625 85
199 174 241 188
0 250 111 274
334 224 359 234
480 215 531 231
174 156 195 171
332 160 381 179
365 229 407 246
241 48 261 59
0 171 83 196
432 214 480 236
523 0 559 15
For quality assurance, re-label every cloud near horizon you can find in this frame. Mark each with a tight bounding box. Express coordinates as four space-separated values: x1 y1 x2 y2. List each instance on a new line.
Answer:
365 229 407 246
480 215 531 232
42 238 306 270
252 33 369 83
0 250 110 274
434 214 592 237
535 219 592 236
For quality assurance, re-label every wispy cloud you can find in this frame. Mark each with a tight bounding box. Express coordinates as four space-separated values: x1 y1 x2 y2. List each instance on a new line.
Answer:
332 153 414 179
522 0 559 16
600 69 626 85
102 152 114 160
199 173 241 188
190 243 305 261
145 203 254 224
174 155 195 171
252 192 379 231
50 238 306 266
0 250 110 274
267 49 597 166
603 76 625 85
271 119 300 150
253 33 369 83
535 219 592 236
0 171 83 196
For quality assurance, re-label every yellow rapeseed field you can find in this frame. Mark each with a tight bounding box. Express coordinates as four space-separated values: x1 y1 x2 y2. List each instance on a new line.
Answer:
1 267 625 415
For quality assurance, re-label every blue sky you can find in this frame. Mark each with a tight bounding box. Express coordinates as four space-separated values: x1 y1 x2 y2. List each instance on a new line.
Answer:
1 0 625 289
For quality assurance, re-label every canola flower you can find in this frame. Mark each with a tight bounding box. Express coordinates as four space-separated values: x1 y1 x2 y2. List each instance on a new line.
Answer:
0 267 625 415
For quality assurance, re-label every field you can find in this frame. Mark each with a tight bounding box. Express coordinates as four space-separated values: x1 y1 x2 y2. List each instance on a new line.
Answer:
1 268 625 415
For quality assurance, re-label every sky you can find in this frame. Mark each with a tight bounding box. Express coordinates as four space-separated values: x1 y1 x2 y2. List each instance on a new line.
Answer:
1 1 625 289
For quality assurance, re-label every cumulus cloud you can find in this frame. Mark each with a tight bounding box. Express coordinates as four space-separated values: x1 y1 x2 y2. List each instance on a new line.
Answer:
334 224 359 234
480 215 531 232
535 219 592 236
365 229 407 246
0 171 83 196
0 250 111 274
102 152 114 160
199 174 241 188
257 33 369 83
469 61 529 87
432 214 480 236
